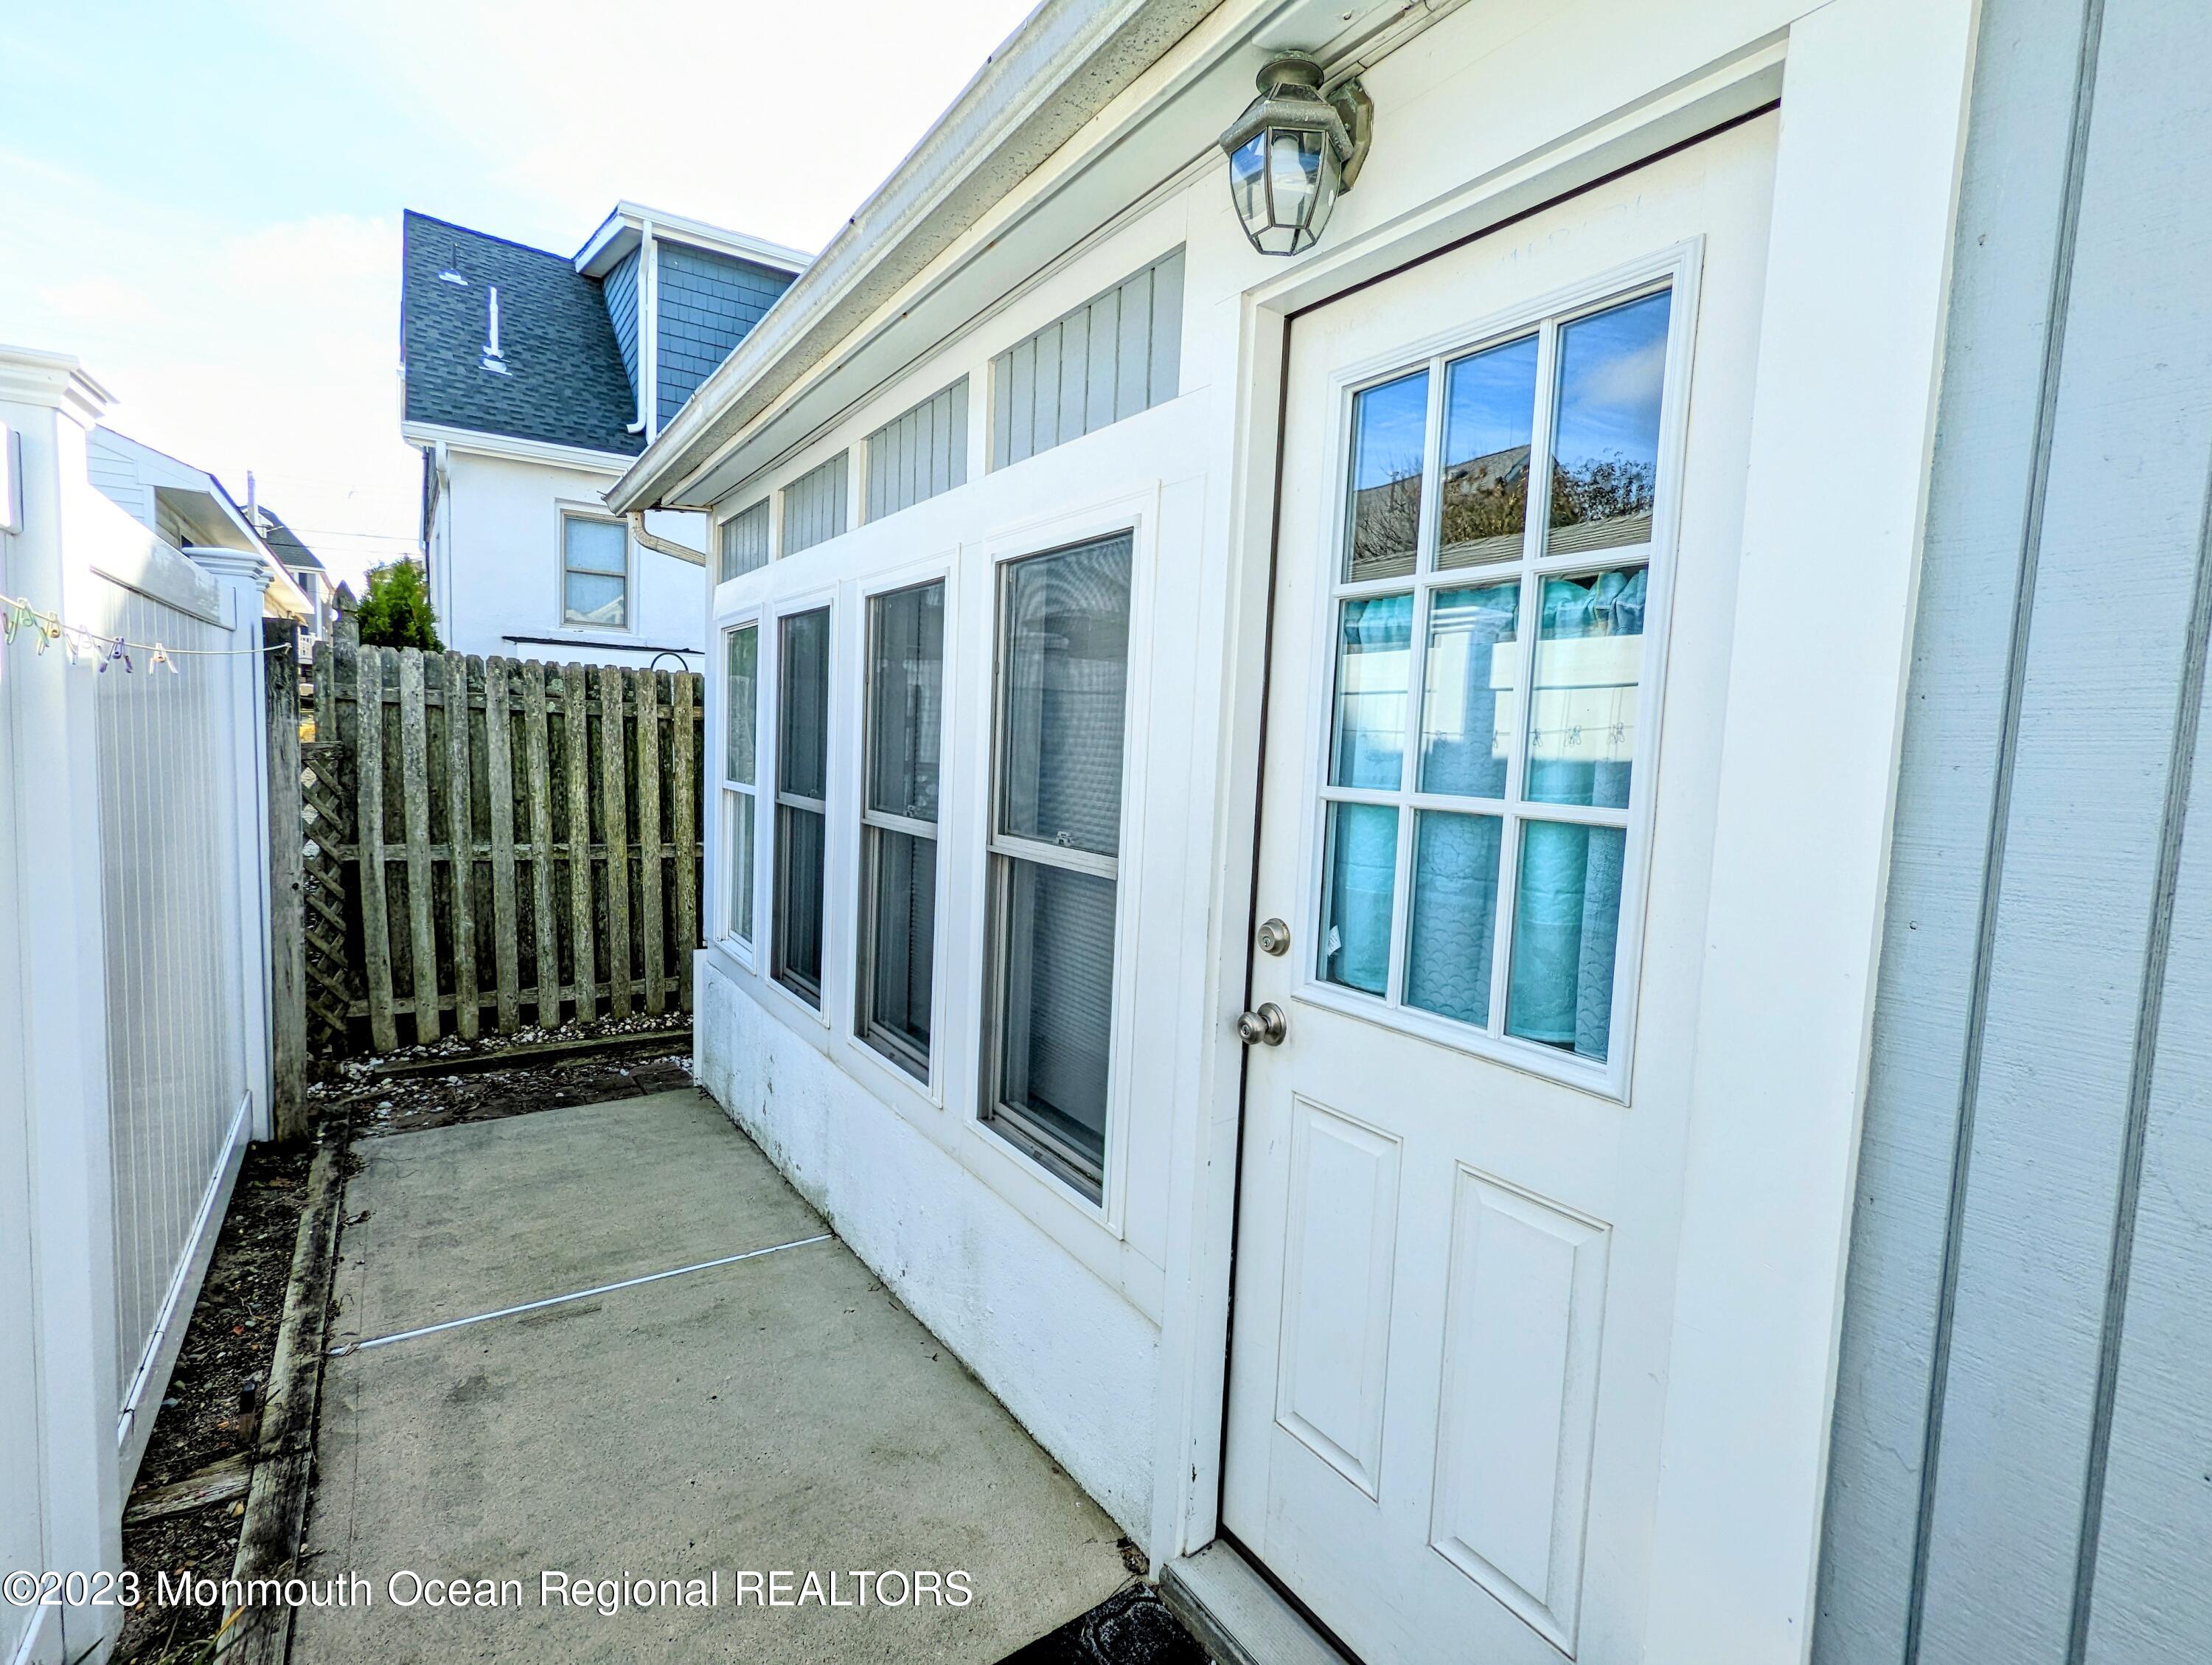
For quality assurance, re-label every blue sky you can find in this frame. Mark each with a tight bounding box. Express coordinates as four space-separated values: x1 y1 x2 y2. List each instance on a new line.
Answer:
0 1 1037 587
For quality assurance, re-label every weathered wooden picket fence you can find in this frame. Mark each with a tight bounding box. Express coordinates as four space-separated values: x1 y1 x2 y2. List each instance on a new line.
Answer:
283 619 705 1056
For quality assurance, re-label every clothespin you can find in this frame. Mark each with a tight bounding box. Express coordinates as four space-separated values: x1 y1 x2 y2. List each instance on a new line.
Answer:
150 642 178 674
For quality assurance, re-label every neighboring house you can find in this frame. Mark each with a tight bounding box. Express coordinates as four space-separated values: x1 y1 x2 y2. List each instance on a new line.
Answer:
85 426 314 634
250 503 341 651
608 2 2212 1664
400 203 808 667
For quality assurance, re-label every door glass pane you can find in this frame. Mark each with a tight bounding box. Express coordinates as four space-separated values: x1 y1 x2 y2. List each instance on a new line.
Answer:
725 790 754 944
1506 820 1625 1061
1329 594 1413 789
1405 811 1503 1026
998 535 1132 856
1525 566 1645 809
867 583 945 821
1548 291 1670 555
1345 370 1428 582
1417 582 1520 799
563 571 625 626
1439 336 1537 569
866 827 936 1074
774 804 825 1002
725 625 757 785
778 608 830 802
1319 801 1397 996
997 859 1116 1172
564 516 627 573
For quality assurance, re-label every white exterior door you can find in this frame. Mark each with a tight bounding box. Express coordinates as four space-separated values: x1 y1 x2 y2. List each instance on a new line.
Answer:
1223 119 1778 1664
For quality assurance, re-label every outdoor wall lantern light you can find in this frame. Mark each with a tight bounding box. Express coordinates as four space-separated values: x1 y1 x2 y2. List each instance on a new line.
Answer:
1219 53 1373 257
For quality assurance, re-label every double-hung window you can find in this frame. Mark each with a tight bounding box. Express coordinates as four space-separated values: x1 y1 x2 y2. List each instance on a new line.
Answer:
856 582 945 1079
562 513 629 627
982 534 1133 1198
721 623 759 948
772 607 830 1004
1318 284 1674 1071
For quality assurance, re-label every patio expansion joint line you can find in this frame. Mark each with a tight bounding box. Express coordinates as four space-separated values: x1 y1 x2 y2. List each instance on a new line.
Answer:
329 1233 835 1356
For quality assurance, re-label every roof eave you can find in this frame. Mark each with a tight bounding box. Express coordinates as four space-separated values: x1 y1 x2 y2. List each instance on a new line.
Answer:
575 201 816 279
606 0 1225 516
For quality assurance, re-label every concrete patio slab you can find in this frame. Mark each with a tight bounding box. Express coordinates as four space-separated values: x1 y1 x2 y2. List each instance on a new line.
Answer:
328 1089 827 1343
296 1091 1133 1663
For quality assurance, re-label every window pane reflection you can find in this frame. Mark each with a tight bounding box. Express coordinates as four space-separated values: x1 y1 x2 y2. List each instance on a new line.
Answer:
1525 567 1644 810
1418 583 1520 800
1548 292 1669 555
1439 336 1537 569
1346 371 1428 582
1329 594 1413 789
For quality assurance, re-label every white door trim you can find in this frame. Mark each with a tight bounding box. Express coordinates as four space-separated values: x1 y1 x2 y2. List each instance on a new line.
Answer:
1641 1 1978 1658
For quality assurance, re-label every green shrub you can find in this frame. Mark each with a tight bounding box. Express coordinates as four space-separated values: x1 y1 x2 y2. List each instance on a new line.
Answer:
354 559 443 651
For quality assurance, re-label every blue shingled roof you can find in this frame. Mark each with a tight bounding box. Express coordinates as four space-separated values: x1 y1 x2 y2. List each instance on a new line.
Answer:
400 210 643 457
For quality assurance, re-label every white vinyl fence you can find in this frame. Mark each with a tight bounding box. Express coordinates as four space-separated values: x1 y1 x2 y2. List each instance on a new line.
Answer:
1 347 274 1665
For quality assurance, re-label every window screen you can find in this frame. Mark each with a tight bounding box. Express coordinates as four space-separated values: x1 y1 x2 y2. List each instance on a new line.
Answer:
722 623 759 947
773 607 830 1003
982 533 1133 1196
857 582 945 1077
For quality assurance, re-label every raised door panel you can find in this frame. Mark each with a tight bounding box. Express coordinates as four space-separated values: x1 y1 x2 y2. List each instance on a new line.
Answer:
1275 1098 1402 1497
1430 1169 1610 1654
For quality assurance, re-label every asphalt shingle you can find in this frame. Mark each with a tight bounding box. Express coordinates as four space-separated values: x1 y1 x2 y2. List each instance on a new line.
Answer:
400 210 643 457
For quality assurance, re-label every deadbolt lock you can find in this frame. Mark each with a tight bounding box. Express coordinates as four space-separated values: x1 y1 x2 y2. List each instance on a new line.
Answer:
1256 917 1290 956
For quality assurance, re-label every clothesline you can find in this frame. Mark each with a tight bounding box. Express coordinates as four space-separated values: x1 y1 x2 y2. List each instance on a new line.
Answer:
1 591 290 674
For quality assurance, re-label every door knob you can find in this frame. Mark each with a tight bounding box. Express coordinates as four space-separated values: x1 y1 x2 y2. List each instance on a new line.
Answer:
1237 1003 1287 1046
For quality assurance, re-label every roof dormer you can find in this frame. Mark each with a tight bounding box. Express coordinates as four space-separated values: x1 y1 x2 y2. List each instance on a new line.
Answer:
572 204 810 441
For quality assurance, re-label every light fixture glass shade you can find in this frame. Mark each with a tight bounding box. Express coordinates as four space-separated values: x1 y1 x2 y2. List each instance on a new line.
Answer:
1228 125 1339 255
1219 55 1366 257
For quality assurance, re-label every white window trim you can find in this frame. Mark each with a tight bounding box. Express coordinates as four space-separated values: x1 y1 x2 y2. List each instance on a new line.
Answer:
964 485 1160 1229
715 614 763 967
1287 241 1703 1105
554 501 635 635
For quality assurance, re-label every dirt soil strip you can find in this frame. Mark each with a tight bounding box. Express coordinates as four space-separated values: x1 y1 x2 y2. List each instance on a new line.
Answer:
369 1026 692 1080
116 1141 314 1664
221 1141 345 1665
